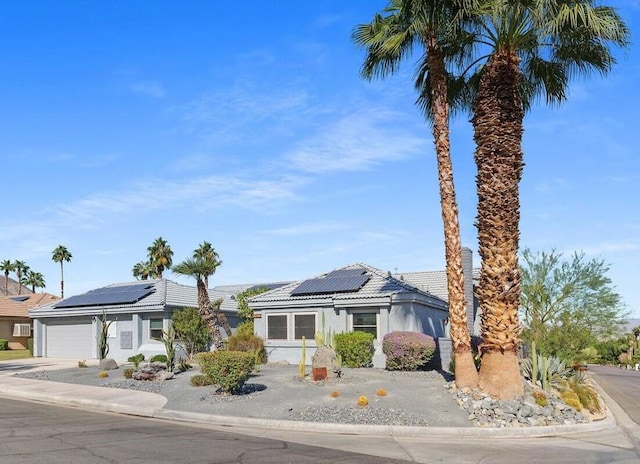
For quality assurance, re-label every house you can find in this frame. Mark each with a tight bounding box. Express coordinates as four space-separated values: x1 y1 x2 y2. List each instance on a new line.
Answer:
0 293 58 349
395 247 481 336
29 279 289 361
250 263 450 368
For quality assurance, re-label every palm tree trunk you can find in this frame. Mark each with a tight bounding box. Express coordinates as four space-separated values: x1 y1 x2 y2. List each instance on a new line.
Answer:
211 298 232 337
60 262 65 298
4 271 8 296
472 51 524 400
196 279 224 349
427 38 478 389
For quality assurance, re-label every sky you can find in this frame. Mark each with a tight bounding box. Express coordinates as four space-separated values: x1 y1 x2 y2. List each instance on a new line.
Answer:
1 1 639 316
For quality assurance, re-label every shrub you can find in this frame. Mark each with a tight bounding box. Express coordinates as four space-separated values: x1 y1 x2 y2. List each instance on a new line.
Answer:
197 351 255 394
560 390 582 410
78 360 88 368
357 395 369 407
382 331 436 371
0 339 8 351
190 374 213 387
334 331 374 368
98 371 109 378
172 307 211 359
226 333 267 365
376 388 387 397
330 391 340 398
570 380 601 413
532 390 548 407
123 368 134 379
128 353 145 368
235 321 254 337
150 354 168 363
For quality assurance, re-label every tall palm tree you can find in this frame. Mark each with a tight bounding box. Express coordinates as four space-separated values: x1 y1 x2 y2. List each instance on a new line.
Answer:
23 270 46 293
147 237 173 279
13 260 28 295
132 260 156 280
1 260 15 296
52 245 72 298
172 257 227 349
462 0 628 399
353 0 479 388
193 241 222 289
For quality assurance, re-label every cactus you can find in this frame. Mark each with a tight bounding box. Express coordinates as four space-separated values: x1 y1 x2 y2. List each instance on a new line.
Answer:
97 310 115 360
531 341 538 385
298 336 306 378
161 324 176 371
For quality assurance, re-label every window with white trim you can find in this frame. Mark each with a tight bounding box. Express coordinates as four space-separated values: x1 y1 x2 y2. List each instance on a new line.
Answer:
150 319 164 340
350 311 379 340
13 323 31 337
266 313 317 341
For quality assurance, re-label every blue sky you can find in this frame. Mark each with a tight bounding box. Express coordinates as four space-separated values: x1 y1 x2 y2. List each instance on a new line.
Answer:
2 1 639 316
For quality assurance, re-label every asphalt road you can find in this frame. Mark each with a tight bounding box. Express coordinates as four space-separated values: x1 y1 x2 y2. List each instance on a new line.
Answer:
0 398 410 464
3 397 640 464
589 365 640 425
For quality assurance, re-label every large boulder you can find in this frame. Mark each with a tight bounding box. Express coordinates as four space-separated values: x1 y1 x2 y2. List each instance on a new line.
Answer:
99 358 118 370
311 346 341 380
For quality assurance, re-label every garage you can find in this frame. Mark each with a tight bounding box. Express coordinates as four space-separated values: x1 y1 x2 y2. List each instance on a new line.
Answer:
45 318 94 359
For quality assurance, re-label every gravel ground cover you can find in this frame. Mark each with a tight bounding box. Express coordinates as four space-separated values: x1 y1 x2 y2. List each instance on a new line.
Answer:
14 364 472 427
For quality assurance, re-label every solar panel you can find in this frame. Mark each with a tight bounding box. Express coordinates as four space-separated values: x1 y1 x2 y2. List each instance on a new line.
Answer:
54 283 155 308
325 268 366 279
10 296 29 302
291 274 370 296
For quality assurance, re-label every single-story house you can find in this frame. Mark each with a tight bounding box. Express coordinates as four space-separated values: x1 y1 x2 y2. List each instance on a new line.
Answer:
250 263 450 368
0 293 59 349
29 279 288 362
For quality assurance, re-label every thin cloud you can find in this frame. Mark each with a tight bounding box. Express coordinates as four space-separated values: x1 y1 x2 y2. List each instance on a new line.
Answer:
285 108 427 174
266 222 349 237
130 81 165 98
580 242 639 256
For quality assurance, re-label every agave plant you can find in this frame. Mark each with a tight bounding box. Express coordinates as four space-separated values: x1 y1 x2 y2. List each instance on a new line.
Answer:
521 342 570 391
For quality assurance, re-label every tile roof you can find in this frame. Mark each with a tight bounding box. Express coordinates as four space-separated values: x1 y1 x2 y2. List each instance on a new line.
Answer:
0 277 35 297
249 263 447 309
0 293 59 318
394 267 481 302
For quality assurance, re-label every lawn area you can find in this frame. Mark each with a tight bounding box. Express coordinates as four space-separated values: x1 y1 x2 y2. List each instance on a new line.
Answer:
0 350 32 361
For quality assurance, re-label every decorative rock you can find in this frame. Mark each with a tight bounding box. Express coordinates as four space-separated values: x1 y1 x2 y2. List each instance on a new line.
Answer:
311 346 341 379
99 358 118 370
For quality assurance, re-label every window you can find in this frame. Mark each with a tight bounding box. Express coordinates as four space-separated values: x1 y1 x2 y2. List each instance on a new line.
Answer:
266 313 317 341
13 323 31 337
294 314 316 340
352 312 378 339
150 319 164 340
266 315 287 340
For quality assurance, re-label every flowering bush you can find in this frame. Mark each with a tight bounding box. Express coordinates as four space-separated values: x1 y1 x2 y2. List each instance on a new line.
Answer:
382 331 436 371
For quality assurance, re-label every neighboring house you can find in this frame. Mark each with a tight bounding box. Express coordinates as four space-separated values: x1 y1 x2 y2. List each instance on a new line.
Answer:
250 263 449 368
0 293 58 349
29 279 288 361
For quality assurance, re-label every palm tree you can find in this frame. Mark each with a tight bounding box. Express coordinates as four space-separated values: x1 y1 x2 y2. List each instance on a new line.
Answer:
193 241 222 289
1 260 15 296
353 0 479 388
463 0 628 399
172 257 227 349
13 260 28 295
52 245 72 298
132 260 156 280
147 237 173 279
23 270 46 293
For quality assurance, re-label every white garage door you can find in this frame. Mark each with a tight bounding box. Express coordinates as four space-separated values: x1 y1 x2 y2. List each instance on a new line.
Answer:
46 318 93 359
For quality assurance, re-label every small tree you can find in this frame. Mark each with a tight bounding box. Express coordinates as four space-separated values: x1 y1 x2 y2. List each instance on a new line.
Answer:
172 307 211 359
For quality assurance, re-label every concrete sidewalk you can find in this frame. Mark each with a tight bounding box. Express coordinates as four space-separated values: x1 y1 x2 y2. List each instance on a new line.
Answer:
0 357 620 439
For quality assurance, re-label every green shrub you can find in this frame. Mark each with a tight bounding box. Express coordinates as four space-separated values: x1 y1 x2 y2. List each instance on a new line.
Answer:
382 331 436 371
98 371 109 378
150 354 168 363
123 368 135 379
127 353 145 368
0 339 8 351
197 351 255 394
190 374 213 387
334 331 374 368
226 333 267 364
172 307 211 359
235 321 255 337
